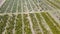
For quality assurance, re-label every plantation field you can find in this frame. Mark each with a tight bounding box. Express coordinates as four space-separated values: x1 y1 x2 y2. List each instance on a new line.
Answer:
0 0 60 34
0 12 60 34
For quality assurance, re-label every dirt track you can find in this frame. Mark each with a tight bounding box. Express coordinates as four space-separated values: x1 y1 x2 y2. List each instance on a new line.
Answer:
0 0 3 4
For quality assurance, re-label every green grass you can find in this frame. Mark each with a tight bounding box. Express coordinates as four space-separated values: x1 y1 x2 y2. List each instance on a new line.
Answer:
55 0 60 2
